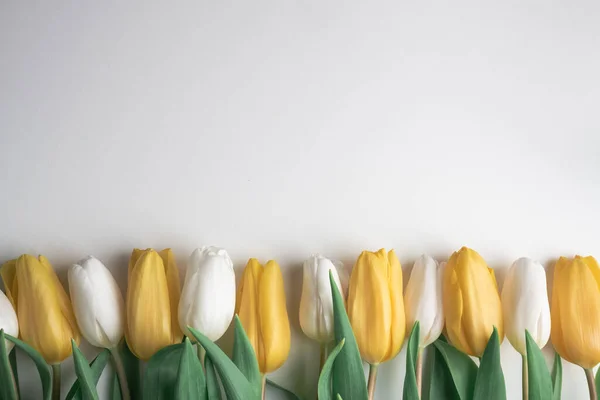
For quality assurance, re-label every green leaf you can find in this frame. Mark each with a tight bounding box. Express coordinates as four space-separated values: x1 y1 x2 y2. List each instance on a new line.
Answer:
473 328 506 400
403 322 420 400
424 343 461 400
112 341 141 400
205 354 221 400
175 338 206 400
318 339 345 400
525 331 552 400
0 330 18 400
188 326 258 400
65 348 110 400
5 333 52 400
266 379 302 400
329 272 368 400
71 340 100 400
9 346 20 399
232 316 261 393
143 343 184 399
432 339 478 400
551 353 561 400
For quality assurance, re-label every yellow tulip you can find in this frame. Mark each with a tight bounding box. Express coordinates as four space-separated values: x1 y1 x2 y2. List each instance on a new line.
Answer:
347 249 405 365
551 256 600 369
0 254 80 364
443 247 504 357
236 259 290 374
125 248 182 360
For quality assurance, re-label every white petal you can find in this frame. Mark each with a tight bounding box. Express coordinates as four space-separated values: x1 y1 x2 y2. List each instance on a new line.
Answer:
0 290 18 353
68 256 124 348
405 255 444 347
179 247 236 341
501 257 550 355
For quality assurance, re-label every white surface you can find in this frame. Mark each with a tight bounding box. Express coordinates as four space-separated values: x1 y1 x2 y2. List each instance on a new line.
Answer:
1 1 600 398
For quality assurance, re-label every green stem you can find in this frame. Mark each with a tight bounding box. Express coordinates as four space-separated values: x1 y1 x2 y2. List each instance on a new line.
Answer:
416 349 424 398
197 344 206 370
585 368 597 400
319 344 328 372
9 349 20 399
261 375 267 400
522 355 528 400
110 347 131 400
51 364 61 400
367 364 378 400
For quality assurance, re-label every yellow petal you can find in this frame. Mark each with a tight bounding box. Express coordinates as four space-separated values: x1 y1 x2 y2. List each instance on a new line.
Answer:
348 250 392 364
158 249 182 344
0 259 18 307
14 255 79 364
259 260 290 373
126 249 173 360
443 252 472 354
237 259 264 369
383 250 405 362
128 248 145 283
443 247 503 357
551 256 600 368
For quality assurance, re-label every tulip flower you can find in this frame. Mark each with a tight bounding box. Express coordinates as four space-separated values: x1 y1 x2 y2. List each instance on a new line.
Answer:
179 246 236 341
236 258 290 374
443 247 503 357
551 256 600 371
126 248 182 361
404 255 444 348
501 257 550 355
0 289 18 353
68 256 125 349
299 255 346 344
0 255 80 364
348 249 405 365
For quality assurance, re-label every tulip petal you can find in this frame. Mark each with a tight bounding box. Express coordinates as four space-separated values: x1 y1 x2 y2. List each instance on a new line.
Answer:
158 249 183 344
551 256 600 368
384 250 405 362
15 255 79 364
259 260 290 373
237 259 264 370
348 250 392 364
444 248 503 357
179 247 235 341
0 260 17 308
126 250 173 360
68 257 125 348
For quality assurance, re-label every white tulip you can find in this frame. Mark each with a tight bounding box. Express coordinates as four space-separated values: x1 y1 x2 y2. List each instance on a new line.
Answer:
501 257 550 355
404 255 444 348
179 246 236 341
68 256 125 348
299 255 346 344
0 290 18 352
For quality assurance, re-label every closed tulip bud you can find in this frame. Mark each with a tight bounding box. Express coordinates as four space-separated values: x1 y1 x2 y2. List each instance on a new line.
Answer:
236 259 291 374
501 257 550 355
0 255 80 364
179 247 236 341
404 255 444 348
126 248 182 360
0 290 18 353
443 247 503 357
348 249 405 365
299 255 347 343
551 256 600 369
68 256 125 349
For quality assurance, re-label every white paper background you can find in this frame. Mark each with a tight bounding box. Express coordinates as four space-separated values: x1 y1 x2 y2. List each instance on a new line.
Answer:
1 1 600 398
